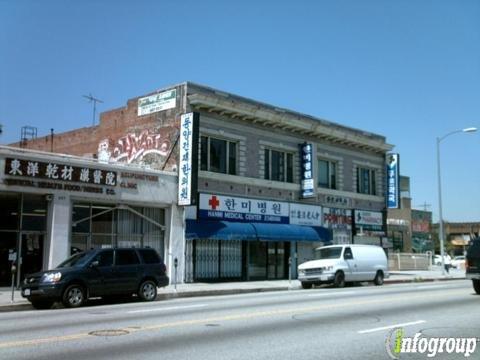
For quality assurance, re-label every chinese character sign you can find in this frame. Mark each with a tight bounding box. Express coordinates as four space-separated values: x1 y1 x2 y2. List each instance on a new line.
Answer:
178 113 199 206
300 143 314 198
5 158 117 186
386 153 400 209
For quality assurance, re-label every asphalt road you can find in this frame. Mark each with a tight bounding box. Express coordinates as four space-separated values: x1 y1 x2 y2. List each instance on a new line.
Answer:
0 280 479 360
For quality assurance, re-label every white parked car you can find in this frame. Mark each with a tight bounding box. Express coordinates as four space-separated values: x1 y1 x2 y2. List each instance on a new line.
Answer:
451 256 466 269
297 244 389 289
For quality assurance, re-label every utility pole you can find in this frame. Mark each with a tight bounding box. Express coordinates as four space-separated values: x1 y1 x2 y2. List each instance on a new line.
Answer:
83 93 104 126
416 202 431 211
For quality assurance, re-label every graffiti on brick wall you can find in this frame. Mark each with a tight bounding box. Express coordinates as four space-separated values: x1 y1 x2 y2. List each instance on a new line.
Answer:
98 128 177 168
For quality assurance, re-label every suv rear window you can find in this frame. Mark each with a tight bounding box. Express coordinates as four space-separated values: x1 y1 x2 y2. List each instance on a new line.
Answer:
138 249 161 264
115 249 140 265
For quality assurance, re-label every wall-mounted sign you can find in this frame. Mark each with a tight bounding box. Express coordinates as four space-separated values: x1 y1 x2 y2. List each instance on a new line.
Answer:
199 193 289 224
289 203 322 226
354 210 383 232
178 113 199 206
323 207 352 230
138 89 177 116
324 195 352 208
300 143 314 198
5 158 117 186
386 153 400 209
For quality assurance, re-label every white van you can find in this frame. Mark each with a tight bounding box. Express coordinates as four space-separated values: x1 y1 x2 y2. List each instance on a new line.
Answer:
297 244 389 289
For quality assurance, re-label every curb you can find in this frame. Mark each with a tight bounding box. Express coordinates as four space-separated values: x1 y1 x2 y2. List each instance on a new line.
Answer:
0 277 467 313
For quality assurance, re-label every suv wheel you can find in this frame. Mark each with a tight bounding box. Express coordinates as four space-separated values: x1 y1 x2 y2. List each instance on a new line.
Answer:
62 284 86 308
138 280 157 301
334 271 345 288
473 279 480 295
31 300 54 310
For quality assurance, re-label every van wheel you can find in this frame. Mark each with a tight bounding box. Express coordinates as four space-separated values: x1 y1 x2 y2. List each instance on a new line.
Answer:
138 280 157 301
334 271 345 288
62 284 86 308
473 280 480 295
301 282 312 289
374 271 384 286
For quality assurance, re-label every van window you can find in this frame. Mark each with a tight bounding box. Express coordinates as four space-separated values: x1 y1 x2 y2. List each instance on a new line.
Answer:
344 247 353 260
315 247 342 260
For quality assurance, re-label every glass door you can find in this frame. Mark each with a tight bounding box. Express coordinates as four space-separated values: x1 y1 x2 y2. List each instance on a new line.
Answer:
19 233 44 282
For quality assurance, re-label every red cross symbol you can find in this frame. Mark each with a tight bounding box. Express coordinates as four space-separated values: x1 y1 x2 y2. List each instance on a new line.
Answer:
208 195 220 210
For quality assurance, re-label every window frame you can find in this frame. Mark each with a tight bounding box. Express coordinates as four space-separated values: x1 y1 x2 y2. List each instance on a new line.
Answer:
264 148 294 183
356 167 377 195
200 135 237 175
317 158 337 189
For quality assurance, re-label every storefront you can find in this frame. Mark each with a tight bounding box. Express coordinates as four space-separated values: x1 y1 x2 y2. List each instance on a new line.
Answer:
184 193 331 282
0 146 184 287
353 209 388 249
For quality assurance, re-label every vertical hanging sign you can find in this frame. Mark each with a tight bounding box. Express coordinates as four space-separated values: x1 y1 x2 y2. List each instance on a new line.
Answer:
178 112 199 206
386 153 400 209
300 142 314 198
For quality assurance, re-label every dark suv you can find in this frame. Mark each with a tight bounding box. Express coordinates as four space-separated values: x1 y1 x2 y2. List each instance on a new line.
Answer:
466 238 480 294
21 248 169 309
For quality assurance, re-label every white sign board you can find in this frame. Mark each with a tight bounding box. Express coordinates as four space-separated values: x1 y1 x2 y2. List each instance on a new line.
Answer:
289 203 322 226
138 89 176 116
178 113 194 205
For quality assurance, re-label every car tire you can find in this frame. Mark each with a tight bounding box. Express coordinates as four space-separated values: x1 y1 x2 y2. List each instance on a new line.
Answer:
62 284 86 308
473 279 480 295
138 280 157 301
30 300 54 310
334 271 345 288
374 271 384 286
301 282 312 289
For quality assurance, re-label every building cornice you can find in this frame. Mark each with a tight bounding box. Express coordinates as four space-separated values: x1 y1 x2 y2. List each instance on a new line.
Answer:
187 91 393 154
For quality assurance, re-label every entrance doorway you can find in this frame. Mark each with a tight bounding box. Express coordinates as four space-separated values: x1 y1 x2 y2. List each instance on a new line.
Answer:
19 233 44 282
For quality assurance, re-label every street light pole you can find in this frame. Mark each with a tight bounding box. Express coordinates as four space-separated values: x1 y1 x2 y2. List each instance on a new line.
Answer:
436 127 477 276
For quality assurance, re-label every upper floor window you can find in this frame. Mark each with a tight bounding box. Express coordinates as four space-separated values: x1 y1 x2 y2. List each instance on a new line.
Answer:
201 136 237 175
264 149 294 183
318 159 336 189
357 167 376 195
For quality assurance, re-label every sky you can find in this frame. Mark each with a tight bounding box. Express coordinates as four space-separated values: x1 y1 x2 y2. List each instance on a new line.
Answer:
0 0 479 222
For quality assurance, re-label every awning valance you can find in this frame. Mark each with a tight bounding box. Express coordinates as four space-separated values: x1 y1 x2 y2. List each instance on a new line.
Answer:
186 220 332 243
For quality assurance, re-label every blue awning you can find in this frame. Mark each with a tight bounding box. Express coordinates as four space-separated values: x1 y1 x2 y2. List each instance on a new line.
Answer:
186 220 257 241
186 220 332 243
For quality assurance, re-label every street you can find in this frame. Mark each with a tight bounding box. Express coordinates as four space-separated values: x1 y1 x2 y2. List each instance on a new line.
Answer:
0 280 478 360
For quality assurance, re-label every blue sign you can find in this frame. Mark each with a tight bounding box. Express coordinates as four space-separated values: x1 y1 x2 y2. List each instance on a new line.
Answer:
300 143 314 198
386 153 400 209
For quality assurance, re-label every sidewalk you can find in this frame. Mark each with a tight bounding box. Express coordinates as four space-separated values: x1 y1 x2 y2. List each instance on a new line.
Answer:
0 268 466 312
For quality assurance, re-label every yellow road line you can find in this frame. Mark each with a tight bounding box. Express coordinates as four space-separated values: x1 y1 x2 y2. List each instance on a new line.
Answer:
0 289 467 349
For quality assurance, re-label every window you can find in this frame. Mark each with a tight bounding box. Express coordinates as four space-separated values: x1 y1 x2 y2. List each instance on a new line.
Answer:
115 249 140 266
357 167 377 195
264 149 293 183
92 250 114 267
201 136 237 175
138 249 161 264
318 159 336 189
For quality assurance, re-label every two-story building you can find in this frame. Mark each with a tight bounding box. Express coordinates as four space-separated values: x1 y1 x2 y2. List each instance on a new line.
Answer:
7 82 393 283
